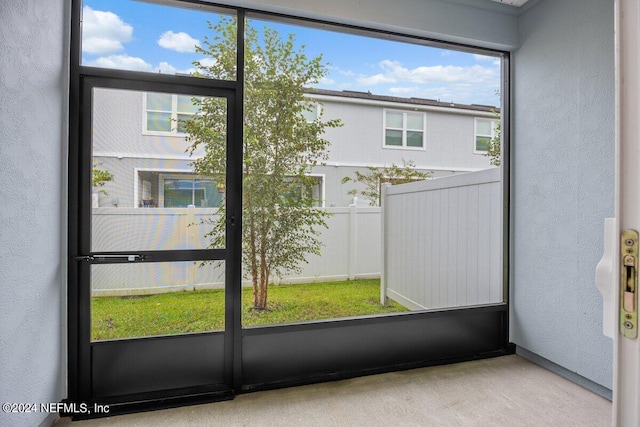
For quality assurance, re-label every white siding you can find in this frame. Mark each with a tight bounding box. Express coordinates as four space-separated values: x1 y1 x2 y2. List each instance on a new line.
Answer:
381 168 502 310
91 207 382 295
318 99 494 172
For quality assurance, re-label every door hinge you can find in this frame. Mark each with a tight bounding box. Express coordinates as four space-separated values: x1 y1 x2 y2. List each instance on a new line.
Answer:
621 229 638 339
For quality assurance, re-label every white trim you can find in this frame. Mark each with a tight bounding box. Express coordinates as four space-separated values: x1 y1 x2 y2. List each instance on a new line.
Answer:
385 167 500 196
307 93 497 117
94 151 195 160
309 173 326 208
613 0 640 424
318 160 482 172
99 153 482 172
382 109 427 151
386 289 426 311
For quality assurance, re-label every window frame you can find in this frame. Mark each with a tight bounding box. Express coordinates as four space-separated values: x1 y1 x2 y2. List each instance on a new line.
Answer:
133 168 223 209
473 117 498 154
282 173 326 208
70 0 511 413
382 109 427 151
142 92 201 137
301 102 321 123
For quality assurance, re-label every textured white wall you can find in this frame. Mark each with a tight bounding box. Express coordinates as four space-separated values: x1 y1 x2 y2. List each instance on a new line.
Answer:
0 1 68 426
512 0 615 389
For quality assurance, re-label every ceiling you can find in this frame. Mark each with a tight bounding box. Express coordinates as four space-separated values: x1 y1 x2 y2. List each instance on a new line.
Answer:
488 0 530 6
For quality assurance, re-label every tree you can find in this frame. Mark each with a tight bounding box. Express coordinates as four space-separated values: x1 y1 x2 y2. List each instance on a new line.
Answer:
184 17 342 309
92 163 114 194
341 159 432 206
485 108 501 167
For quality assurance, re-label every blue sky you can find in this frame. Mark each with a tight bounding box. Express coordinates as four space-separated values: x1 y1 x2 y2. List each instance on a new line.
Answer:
82 0 501 106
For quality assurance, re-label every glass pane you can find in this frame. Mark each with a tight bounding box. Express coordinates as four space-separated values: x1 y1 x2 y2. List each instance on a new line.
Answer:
406 131 424 147
177 95 200 114
194 179 222 207
239 15 502 327
385 129 403 146
91 261 225 341
81 0 236 80
91 87 227 251
177 113 193 133
164 179 193 207
476 136 491 151
146 92 172 111
386 112 403 128
310 177 323 207
407 114 423 130
147 111 172 132
301 106 317 123
476 119 492 135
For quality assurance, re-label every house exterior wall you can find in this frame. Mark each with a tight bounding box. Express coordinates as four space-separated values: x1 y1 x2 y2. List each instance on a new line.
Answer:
92 88 204 157
513 0 615 390
317 97 495 171
0 1 68 427
93 89 495 209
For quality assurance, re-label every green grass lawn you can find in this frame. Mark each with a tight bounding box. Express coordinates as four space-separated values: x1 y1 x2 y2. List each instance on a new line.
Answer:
92 279 407 340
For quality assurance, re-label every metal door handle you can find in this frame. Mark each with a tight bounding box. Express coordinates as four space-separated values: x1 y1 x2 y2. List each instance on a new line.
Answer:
73 254 145 263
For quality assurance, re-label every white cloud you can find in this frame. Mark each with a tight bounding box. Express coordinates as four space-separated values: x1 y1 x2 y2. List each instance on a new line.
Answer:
82 6 133 55
357 73 397 86
473 54 495 62
338 69 356 77
86 55 153 72
319 77 336 85
158 31 200 53
357 60 499 87
388 87 421 95
157 62 196 75
85 56 198 75
197 57 217 68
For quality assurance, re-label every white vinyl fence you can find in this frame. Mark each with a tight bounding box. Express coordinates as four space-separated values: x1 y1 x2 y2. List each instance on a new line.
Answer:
91 206 381 296
380 168 503 310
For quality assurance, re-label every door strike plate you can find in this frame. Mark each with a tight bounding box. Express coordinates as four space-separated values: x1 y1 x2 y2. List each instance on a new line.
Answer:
621 229 638 339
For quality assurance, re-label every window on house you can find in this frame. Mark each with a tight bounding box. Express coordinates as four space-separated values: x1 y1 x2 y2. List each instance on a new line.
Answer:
283 175 324 207
145 92 201 134
137 171 223 208
384 110 425 149
301 103 319 123
474 118 498 153
163 175 222 208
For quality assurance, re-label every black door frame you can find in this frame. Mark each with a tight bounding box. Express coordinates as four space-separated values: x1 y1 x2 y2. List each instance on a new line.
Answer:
68 71 241 413
68 0 512 418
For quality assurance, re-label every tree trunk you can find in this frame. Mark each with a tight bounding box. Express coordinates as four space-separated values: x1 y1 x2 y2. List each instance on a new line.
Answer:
255 241 268 309
249 218 259 308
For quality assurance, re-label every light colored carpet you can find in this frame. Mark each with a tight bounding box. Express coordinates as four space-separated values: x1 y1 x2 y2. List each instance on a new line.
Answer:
53 355 611 426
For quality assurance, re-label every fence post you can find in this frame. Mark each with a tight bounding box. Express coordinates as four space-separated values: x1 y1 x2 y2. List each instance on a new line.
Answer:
185 207 196 289
348 203 357 280
380 183 391 305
